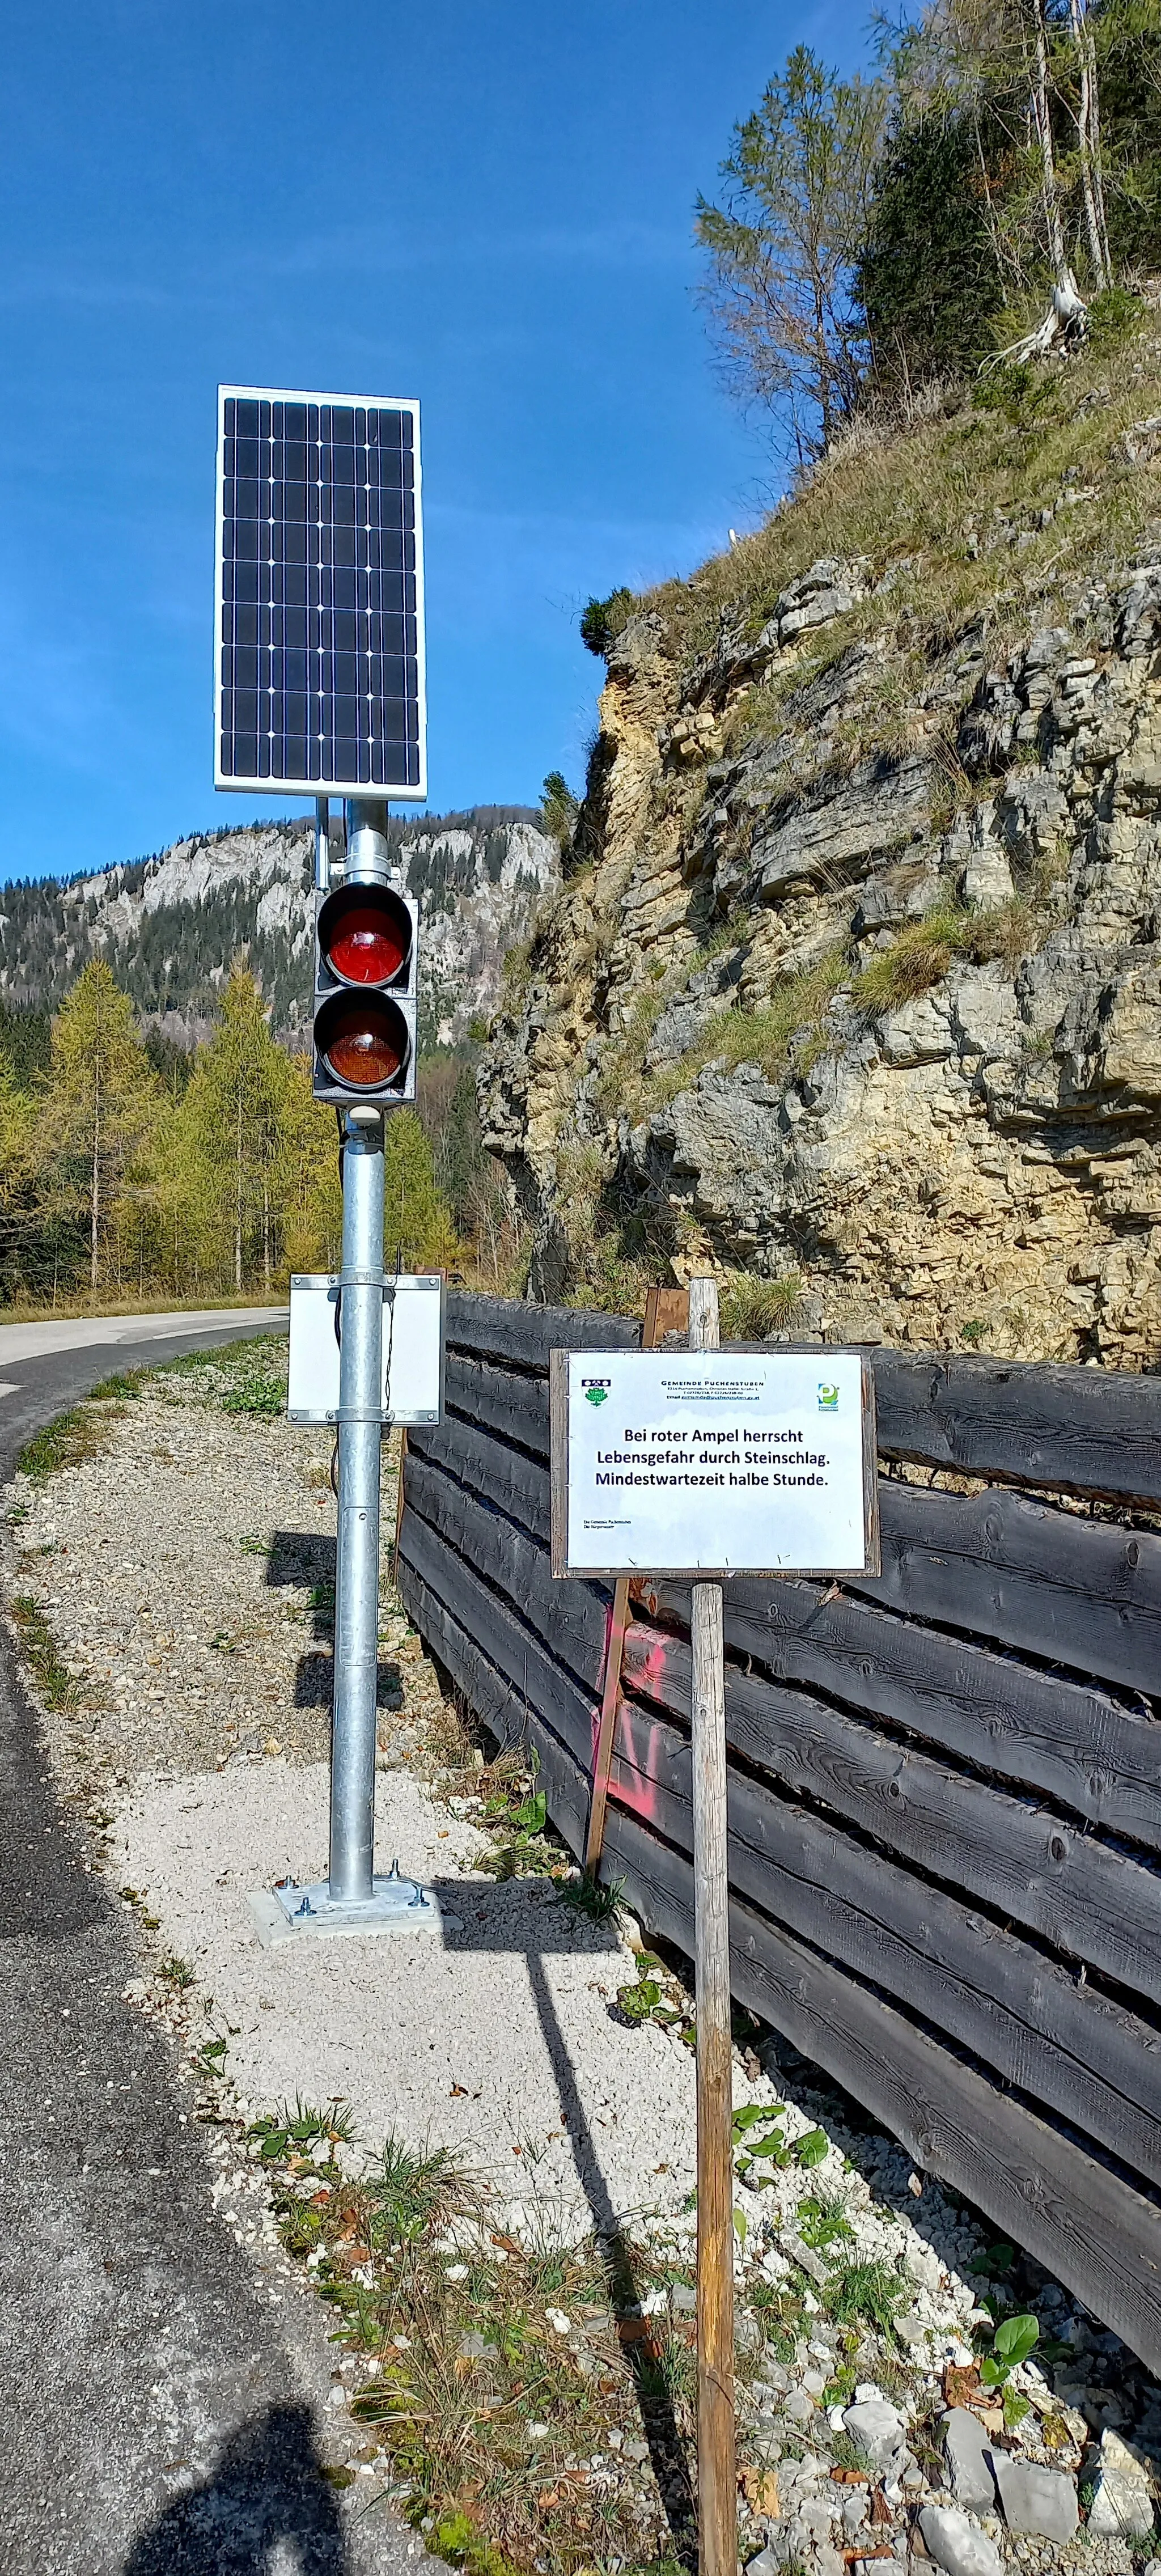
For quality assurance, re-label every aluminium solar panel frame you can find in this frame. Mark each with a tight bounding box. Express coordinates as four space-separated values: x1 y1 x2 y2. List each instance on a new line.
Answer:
213 382 427 802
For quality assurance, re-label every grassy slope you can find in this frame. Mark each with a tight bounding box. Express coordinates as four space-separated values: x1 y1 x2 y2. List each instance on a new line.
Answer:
643 293 1161 672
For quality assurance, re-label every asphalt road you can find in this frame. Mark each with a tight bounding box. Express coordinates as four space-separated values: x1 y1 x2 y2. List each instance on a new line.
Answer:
0 1312 430 2576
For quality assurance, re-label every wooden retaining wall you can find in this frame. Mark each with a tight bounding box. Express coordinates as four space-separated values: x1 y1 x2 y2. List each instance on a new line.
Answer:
396 1293 1161 2373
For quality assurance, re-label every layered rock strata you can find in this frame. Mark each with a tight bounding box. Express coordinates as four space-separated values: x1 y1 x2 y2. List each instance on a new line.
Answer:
480 560 1161 1363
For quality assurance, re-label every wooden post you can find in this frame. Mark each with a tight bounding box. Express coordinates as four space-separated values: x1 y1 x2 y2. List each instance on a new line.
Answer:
584 1285 689 1874
688 1272 736 2576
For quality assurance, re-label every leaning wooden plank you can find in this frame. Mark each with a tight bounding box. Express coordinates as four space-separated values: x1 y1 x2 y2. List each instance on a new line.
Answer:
446 1291 638 1372
643 1574 1161 1852
404 1450 611 1693
444 1353 551 1458
621 1624 1161 2005
871 1348 1161 1508
396 1552 591 1855
397 1501 600 1771
408 1417 552 1545
855 1479 1161 1697
607 1696 1161 2188
602 1807 1161 2377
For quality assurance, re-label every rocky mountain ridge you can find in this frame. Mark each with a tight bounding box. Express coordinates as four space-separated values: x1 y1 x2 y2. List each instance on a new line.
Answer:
1 808 558 1050
478 362 1161 1366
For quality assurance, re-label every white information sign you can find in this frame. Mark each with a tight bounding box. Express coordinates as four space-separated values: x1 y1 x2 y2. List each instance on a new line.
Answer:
551 1347 878 1579
287 1274 444 1425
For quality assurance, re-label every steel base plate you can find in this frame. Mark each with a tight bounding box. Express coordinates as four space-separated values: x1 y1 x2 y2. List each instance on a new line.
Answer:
249 1866 443 1948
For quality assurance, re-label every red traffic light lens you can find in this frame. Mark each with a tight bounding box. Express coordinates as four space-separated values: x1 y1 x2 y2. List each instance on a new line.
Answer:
319 883 411 988
316 992 409 1090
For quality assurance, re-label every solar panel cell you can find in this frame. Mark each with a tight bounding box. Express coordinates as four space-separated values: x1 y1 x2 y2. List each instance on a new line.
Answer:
215 384 425 797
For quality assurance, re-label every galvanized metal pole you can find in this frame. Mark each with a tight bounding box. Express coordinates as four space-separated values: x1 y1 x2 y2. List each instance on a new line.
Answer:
314 794 330 892
328 797 390 1905
688 1272 737 2576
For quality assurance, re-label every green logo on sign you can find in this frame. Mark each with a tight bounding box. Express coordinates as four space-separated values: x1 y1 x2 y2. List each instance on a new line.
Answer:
582 1378 611 1406
817 1382 840 1410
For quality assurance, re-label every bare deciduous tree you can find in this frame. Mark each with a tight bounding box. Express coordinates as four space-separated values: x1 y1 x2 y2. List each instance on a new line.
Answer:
694 46 887 460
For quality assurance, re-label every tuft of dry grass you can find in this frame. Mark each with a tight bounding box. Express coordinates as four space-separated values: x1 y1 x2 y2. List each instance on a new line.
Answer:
643 947 850 1108
254 2120 697 2576
643 299 1161 670
718 1273 804 1340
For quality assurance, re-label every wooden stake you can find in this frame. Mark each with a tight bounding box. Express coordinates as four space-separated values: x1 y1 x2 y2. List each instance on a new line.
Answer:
688 1272 736 2576
584 1285 688 1875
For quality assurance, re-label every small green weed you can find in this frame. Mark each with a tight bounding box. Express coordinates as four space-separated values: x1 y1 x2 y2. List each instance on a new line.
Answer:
9 1595 78 1709
160 1954 195 1988
249 2098 356 2162
980 2311 1039 2390
825 2259 904 2333
16 1410 94 1481
794 2127 829 2168
795 2194 851 2256
617 1959 667 2025
87 1367 147 1402
367 2133 468 2242
556 1869 622 1923
969 2239 1016 2276
732 2101 789 2181
831 2429 876 2475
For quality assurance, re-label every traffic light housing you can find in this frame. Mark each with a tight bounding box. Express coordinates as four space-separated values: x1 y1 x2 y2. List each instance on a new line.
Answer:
312 880 418 1105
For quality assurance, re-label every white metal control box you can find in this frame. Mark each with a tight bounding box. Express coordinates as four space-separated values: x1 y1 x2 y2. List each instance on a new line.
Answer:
287 1273 444 1424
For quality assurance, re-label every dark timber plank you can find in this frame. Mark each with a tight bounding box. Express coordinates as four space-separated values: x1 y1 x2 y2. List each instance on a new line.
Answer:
412 1417 1161 1842
408 1416 552 1544
644 1574 1161 1851
397 1500 600 1772
403 1452 609 1692
445 1294 1161 1501
857 1480 1161 1697
446 1291 638 1374
606 1697 1161 2187
444 1353 550 1458
601 1808 1161 2379
620 1624 1161 2003
396 1552 592 1855
870 1348 1161 1508
400 1459 1161 2169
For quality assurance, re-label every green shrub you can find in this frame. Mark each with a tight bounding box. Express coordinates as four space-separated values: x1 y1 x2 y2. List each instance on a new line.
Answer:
580 588 635 657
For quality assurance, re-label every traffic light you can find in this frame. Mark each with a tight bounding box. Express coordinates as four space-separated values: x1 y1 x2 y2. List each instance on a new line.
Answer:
312 880 418 1105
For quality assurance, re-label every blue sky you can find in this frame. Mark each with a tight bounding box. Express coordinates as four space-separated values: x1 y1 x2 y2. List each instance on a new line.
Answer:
1 0 866 884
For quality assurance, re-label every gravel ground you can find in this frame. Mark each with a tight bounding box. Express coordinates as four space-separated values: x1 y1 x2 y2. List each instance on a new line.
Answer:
6 1341 1161 2576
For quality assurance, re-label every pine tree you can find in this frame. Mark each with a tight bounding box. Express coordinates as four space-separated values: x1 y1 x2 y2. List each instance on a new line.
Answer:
42 963 157 1293
382 1110 458 1273
276 1054 343 1277
183 967 290 1290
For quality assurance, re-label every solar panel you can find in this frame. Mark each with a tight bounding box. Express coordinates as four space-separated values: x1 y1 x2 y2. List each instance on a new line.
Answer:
214 385 426 799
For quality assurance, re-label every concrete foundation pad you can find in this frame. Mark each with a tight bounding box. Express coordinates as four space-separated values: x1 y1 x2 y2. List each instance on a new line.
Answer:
249 1873 445 1948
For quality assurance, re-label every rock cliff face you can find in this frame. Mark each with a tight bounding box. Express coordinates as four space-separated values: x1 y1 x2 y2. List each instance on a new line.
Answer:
1 810 557 1049
480 550 1161 1365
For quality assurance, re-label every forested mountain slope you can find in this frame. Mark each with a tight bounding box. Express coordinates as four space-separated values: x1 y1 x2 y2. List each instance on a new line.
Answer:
0 808 557 1050
479 301 1161 1367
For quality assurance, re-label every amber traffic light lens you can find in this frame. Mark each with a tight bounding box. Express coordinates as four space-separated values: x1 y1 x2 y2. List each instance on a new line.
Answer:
318 884 410 988
316 992 408 1090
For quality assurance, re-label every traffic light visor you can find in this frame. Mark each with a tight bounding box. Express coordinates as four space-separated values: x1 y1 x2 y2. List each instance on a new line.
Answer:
318 883 411 988
315 990 410 1091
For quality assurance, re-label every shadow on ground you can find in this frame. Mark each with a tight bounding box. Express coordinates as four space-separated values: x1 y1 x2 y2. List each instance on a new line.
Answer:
264 1531 401 1713
123 2404 347 2576
432 1875 697 2560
